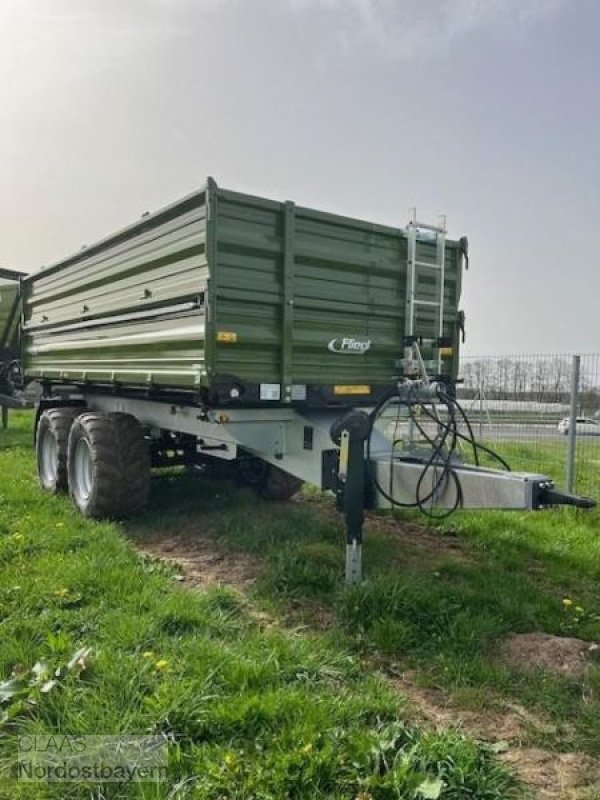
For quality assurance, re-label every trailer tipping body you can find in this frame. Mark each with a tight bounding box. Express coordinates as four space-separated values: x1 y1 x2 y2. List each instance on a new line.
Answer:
20 179 466 408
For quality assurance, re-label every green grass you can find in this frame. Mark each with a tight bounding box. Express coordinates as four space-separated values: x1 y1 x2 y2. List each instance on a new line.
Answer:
131 436 600 759
0 411 522 799
479 437 600 498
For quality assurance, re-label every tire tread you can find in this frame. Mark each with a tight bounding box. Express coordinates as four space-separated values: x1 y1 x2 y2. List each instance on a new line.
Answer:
36 407 82 493
68 412 150 518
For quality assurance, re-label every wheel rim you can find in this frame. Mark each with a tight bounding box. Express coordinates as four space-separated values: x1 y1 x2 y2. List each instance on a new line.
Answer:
73 438 93 502
39 429 58 486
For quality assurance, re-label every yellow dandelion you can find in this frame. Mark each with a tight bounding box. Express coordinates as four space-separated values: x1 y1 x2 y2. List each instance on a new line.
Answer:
223 753 235 767
155 659 169 671
301 743 313 754
54 588 70 598
562 598 573 608
141 651 154 659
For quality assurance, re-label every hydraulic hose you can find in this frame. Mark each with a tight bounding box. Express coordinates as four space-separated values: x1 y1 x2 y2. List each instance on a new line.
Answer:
365 380 511 520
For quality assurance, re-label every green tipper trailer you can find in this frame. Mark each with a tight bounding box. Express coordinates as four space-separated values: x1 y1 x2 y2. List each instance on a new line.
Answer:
0 180 592 583
21 179 466 406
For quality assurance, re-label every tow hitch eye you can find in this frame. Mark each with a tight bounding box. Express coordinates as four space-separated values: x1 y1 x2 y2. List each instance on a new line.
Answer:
536 482 596 510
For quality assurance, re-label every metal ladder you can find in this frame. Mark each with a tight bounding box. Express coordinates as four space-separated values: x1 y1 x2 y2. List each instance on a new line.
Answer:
404 208 447 377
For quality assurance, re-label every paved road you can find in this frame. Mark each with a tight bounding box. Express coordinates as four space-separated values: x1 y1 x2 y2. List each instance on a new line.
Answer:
473 423 600 443
470 423 563 442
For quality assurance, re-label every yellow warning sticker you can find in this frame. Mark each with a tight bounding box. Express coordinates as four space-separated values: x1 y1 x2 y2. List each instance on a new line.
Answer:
217 331 238 343
439 347 453 357
333 385 371 395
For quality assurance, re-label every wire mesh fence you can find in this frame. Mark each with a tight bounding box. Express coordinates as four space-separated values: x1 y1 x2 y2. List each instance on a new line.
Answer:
458 354 600 498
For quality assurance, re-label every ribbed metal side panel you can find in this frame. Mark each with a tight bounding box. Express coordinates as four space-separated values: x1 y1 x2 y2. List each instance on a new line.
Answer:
212 188 461 388
23 191 208 389
20 181 463 401
292 208 407 384
213 194 285 383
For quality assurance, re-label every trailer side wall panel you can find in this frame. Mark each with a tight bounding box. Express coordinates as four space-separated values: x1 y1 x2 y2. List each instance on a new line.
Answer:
20 180 464 405
23 192 208 389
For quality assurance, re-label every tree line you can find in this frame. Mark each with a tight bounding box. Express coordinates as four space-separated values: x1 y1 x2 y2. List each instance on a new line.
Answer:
458 357 600 411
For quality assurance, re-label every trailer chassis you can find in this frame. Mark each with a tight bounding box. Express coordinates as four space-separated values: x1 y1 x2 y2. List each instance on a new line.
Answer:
43 390 590 583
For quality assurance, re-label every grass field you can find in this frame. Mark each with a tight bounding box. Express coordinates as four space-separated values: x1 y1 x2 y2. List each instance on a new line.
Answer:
481 437 600 499
1 410 599 798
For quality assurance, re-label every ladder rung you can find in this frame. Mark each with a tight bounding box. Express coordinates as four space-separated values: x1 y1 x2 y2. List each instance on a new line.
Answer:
409 221 445 233
414 260 441 270
413 299 441 307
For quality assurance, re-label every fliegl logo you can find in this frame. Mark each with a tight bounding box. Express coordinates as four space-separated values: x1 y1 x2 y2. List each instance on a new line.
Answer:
327 336 372 354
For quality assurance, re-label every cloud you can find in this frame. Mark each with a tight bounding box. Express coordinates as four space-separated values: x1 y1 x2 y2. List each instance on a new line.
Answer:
291 0 565 59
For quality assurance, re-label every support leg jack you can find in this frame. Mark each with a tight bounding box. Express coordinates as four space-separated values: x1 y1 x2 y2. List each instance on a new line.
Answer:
330 411 371 585
345 538 362 585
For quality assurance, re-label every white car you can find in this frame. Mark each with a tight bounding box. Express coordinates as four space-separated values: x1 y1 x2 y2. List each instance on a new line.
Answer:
557 416 600 436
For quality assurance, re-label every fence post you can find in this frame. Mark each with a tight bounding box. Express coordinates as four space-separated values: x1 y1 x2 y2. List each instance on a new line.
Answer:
479 372 484 439
565 355 580 493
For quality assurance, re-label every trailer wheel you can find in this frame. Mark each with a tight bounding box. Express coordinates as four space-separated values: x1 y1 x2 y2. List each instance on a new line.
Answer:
68 412 150 518
36 407 82 493
261 463 303 500
237 456 303 500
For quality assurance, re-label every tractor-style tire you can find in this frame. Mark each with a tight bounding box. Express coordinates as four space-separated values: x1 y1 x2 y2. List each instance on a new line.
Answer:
237 456 303 500
67 412 150 519
36 407 82 493
261 463 303 501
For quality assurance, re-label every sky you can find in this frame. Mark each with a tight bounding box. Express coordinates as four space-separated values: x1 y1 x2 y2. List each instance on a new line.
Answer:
1 0 599 355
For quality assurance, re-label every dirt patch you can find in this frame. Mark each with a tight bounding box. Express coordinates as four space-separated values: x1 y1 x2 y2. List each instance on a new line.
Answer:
136 528 336 630
368 514 472 561
137 531 262 592
295 494 473 566
501 748 600 800
389 669 600 799
502 633 599 680
388 669 553 745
